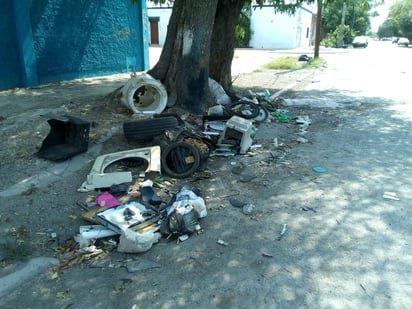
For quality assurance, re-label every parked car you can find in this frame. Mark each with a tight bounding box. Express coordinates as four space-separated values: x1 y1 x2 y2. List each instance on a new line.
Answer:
352 36 368 48
397 37 409 47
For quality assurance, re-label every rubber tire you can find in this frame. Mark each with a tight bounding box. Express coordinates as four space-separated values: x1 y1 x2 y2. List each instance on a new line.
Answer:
253 105 269 122
161 142 201 178
225 101 260 119
123 116 179 141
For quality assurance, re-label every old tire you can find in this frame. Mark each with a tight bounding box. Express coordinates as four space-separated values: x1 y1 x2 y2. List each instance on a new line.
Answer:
253 105 269 122
123 116 179 141
161 142 201 178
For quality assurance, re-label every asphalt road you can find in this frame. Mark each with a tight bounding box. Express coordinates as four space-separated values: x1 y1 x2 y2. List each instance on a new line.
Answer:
277 40 412 308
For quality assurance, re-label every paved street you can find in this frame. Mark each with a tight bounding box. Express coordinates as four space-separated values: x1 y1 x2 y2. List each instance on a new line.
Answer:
275 40 412 308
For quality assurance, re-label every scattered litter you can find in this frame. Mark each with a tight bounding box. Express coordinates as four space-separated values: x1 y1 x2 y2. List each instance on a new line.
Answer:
209 78 231 106
178 234 190 242
207 104 224 116
302 207 317 213
382 192 400 201
296 115 312 126
121 72 167 114
140 180 163 206
79 225 118 240
160 188 206 240
278 224 287 241
37 115 90 162
218 116 254 154
261 252 273 258
96 191 121 208
313 166 327 173
95 201 159 234
217 239 228 246
271 110 297 123
78 146 161 192
296 137 309 144
117 228 161 253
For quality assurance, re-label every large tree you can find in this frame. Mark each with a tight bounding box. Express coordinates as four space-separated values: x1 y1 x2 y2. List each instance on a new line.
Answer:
388 0 412 39
141 0 314 114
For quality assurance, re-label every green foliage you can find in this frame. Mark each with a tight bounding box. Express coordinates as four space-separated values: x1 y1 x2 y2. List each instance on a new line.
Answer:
388 0 412 39
322 0 372 36
235 10 251 47
322 25 354 47
378 19 398 38
263 56 325 70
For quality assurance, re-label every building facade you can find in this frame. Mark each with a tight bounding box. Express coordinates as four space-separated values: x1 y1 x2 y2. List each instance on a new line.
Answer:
0 0 149 91
147 2 315 49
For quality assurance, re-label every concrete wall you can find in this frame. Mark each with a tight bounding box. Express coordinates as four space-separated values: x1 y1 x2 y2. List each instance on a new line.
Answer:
250 6 314 49
0 1 22 90
147 4 314 50
0 0 149 91
147 7 172 46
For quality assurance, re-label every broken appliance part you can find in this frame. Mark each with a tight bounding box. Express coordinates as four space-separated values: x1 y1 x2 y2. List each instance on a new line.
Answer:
78 146 161 192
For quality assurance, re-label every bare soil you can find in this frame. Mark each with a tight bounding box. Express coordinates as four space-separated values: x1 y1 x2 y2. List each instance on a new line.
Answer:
2 51 410 308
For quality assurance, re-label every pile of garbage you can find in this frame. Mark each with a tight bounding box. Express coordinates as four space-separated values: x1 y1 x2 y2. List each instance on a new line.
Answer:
35 72 312 263
77 182 207 254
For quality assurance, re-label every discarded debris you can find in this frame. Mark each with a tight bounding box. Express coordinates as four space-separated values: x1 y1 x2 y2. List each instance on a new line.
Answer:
382 192 400 201
209 78 231 106
302 207 317 213
278 224 287 241
121 72 168 115
37 115 90 162
117 228 161 253
271 110 297 123
313 166 327 173
95 201 159 234
79 225 118 240
217 239 228 246
218 116 254 154
78 146 161 192
261 252 274 258
96 191 121 208
296 137 309 144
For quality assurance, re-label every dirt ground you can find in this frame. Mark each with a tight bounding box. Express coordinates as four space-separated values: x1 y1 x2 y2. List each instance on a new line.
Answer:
1 48 411 309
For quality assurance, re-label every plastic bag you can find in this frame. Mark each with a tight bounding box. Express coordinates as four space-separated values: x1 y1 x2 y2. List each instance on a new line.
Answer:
117 228 161 253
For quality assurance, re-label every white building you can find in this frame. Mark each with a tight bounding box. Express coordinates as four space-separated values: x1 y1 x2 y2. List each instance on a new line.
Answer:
147 2 315 49
249 4 315 49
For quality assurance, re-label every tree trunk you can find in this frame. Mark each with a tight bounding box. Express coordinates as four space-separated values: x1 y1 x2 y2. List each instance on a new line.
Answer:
148 0 218 115
209 0 246 94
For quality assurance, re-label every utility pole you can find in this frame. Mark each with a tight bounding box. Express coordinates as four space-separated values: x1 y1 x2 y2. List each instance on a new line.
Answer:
338 2 347 48
314 0 323 58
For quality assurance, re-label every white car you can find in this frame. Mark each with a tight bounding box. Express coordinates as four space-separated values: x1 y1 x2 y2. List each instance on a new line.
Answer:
352 36 368 48
397 37 409 47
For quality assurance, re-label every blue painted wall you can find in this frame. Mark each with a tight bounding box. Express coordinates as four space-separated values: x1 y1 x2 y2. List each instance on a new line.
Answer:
0 0 149 90
0 0 21 89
